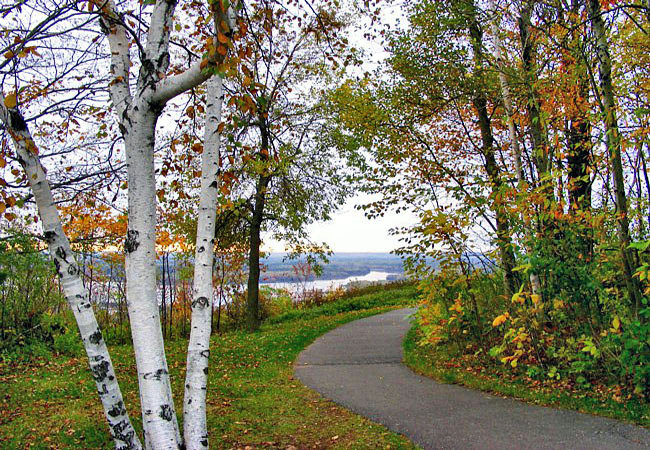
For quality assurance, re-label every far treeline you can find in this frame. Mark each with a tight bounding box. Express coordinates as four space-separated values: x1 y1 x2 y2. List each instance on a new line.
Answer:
0 0 648 448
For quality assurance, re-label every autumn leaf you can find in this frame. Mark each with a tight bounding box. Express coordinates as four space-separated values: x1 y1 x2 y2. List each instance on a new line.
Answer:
217 33 229 44
492 313 509 327
4 93 17 108
511 292 525 304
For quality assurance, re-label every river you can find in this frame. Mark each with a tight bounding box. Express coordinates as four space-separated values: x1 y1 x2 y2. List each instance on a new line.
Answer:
261 270 402 292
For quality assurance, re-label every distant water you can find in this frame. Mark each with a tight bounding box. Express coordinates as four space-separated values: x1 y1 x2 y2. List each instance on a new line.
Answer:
261 270 399 292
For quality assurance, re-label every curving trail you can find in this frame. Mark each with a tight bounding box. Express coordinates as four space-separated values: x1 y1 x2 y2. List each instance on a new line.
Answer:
294 308 650 450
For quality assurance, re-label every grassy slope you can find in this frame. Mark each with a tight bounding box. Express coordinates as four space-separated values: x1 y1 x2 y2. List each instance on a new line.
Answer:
0 284 419 449
403 325 650 428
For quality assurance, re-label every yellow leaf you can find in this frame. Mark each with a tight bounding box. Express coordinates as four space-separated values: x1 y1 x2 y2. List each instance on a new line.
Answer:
492 313 508 327
612 316 620 331
4 93 17 108
531 294 540 305
512 292 524 304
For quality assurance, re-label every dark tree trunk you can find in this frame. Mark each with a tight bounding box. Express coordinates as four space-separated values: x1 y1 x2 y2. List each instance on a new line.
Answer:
518 3 549 179
246 119 272 332
468 7 520 298
640 142 650 231
566 0 593 217
246 174 271 331
588 0 643 316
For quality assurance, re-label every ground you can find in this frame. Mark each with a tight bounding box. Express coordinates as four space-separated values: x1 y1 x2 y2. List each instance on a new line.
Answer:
0 284 418 449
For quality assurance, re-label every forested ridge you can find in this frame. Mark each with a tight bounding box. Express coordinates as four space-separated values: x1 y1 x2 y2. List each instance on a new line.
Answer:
0 0 649 448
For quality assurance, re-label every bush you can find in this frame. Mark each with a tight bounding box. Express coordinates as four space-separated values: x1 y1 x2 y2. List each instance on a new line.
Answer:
0 231 65 359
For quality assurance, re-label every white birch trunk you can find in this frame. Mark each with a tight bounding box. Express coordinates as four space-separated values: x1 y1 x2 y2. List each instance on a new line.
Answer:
0 99 142 450
183 75 224 450
99 0 219 446
122 107 181 449
489 0 523 184
100 1 235 446
489 1 542 298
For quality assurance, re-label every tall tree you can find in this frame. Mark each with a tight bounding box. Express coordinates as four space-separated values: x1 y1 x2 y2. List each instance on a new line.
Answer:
466 0 520 297
96 0 243 444
224 1 352 330
183 38 230 447
587 0 643 315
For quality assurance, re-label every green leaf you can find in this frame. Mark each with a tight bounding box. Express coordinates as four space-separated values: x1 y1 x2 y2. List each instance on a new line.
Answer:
628 241 650 252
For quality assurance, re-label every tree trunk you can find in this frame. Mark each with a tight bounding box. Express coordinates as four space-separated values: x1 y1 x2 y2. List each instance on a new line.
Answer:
168 256 174 339
246 176 270 331
183 75 224 449
518 3 550 179
122 108 182 449
0 99 142 450
246 115 272 332
162 253 167 339
488 0 524 184
468 5 520 298
564 0 593 216
489 0 543 299
587 0 643 315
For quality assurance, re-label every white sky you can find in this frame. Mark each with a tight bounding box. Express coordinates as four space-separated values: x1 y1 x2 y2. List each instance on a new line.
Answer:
265 194 419 253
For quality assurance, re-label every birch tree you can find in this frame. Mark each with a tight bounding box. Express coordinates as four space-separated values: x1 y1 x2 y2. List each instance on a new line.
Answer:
97 0 238 446
488 0 541 297
0 95 142 450
0 3 142 447
183 60 227 450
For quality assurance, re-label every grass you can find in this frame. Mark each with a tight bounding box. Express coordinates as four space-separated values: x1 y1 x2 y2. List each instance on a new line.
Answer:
403 324 650 428
0 284 419 449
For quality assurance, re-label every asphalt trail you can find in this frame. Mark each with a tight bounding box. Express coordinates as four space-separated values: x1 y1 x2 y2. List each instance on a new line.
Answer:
294 308 650 450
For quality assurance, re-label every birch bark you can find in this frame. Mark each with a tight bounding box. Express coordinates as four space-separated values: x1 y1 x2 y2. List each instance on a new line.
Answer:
183 4 237 444
183 75 223 449
488 0 542 297
0 98 142 450
488 0 523 184
99 1 216 447
467 0 520 297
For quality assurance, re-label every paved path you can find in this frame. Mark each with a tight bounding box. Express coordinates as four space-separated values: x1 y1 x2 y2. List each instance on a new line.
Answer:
294 308 650 450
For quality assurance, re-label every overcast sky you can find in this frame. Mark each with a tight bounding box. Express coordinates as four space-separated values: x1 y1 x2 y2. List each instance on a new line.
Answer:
265 195 418 253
